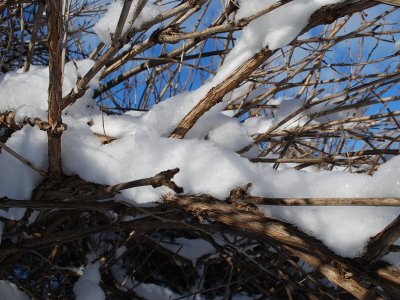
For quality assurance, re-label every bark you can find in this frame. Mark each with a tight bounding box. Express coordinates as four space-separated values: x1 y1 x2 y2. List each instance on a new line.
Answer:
360 215 400 264
163 194 392 299
374 0 400 7
46 0 64 179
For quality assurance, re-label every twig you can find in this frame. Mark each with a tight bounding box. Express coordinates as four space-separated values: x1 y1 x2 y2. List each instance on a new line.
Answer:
240 196 400 206
104 168 183 194
23 0 44 72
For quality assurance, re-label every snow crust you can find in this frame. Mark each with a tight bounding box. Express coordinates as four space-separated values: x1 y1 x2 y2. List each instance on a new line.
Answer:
73 263 105 300
0 0 399 262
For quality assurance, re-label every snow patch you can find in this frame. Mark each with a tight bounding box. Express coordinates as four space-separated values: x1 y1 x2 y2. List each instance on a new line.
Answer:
0 281 30 300
73 263 105 300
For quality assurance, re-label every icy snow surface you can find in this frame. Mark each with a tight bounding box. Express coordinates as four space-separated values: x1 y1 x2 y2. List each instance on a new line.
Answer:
0 0 399 262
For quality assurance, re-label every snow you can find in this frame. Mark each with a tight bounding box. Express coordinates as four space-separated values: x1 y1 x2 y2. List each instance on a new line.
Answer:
0 126 46 220
218 0 345 80
0 59 97 123
134 282 183 300
2 96 399 257
0 0 399 265
93 0 166 45
244 116 273 135
73 262 105 300
0 280 30 300
208 121 253 151
0 66 49 121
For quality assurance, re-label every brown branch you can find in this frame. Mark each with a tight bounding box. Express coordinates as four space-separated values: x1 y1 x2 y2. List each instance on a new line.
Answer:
169 0 378 139
61 0 206 110
163 194 388 299
241 196 400 206
0 111 66 132
23 0 44 72
0 0 31 12
0 219 191 257
0 197 117 211
94 49 229 96
374 0 400 7
151 1 292 44
46 0 64 179
169 47 275 139
360 215 400 264
104 168 183 194
30 168 183 203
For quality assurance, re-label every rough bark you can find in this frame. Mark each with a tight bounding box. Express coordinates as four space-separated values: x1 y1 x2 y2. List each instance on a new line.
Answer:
163 194 392 299
46 0 64 179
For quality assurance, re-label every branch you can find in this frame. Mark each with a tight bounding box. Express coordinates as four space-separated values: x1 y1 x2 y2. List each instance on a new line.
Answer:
103 168 184 194
0 111 66 133
374 0 400 7
0 0 31 12
163 194 390 299
359 215 400 264
23 0 45 72
241 196 400 206
46 0 64 179
30 168 183 203
61 0 206 110
169 0 378 139
0 219 190 257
